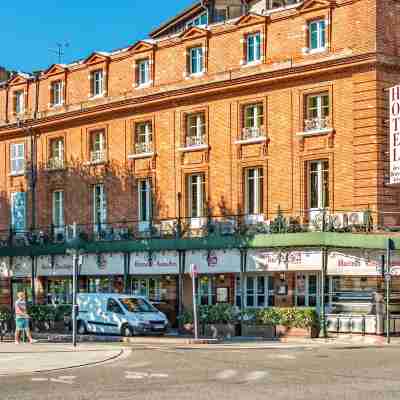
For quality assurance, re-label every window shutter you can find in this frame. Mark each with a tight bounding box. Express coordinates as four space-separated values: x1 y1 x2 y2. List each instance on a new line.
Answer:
310 23 318 49
256 33 261 60
13 92 17 113
89 72 94 96
50 84 54 106
243 35 248 63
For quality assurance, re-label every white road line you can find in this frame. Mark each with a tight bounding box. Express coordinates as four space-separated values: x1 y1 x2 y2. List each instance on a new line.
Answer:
50 378 74 385
31 378 48 382
125 371 169 380
271 354 297 360
244 371 269 382
215 369 238 380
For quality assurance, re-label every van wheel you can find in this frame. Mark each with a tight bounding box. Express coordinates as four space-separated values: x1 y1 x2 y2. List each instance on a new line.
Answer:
77 321 87 335
121 324 134 337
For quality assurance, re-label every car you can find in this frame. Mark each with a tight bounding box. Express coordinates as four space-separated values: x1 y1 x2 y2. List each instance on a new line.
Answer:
76 293 169 337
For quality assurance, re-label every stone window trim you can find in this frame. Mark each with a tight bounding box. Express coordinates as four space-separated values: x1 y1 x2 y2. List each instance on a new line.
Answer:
48 80 65 108
86 125 109 165
240 29 265 67
183 40 208 79
9 141 26 177
302 16 330 56
297 84 334 137
11 89 27 116
128 115 156 159
180 107 209 150
133 57 155 89
300 153 334 215
236 97 268 143
87 68 107 99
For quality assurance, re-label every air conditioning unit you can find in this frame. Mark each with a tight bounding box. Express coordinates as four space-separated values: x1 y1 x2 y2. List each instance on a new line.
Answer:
347 211 365 226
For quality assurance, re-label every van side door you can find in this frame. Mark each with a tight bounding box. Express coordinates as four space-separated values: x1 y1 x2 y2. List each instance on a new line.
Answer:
105 298 125 334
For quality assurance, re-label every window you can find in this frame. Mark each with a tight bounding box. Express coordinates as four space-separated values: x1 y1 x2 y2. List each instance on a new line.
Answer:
135 121 153 154
235 276 274 308
11 192 26 232
90 130 106 163
187 11 208 27
189 47 204 75
13 91 24 115
197 276 216 305
131 278 165 302
187 174 205 218
47 279 72 305
49 138 64 169
52 191 64 229
309 20 326 51
10 143 25 175
246 32 261 63
50 80 63 106
309 160 329 209
244 168 264 215
107 298 124 314
295 274 318 307
88 277 112 293
93 184 107 229
186 113 205 146
90 69 104 97
138 179 152 223
243 103 264 139
305 93 329 131
137 59 150 86
214 7 227 22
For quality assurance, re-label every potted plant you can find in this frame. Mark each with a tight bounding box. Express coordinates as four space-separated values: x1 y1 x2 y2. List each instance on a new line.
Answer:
177 310 194 334
241 308 276 338
0 306 12 340
201 304 237 339
275 307 319 338
28 305 57 332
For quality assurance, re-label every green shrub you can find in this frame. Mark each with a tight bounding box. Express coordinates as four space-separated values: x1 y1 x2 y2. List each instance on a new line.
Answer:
0 307 12 322
177 310 194 325
199 304 237 324
55 305 72 321
28 305 57 323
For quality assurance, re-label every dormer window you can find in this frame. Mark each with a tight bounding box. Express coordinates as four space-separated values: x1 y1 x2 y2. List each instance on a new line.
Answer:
246 32 261 64
90 69 104 97
13 90 24 115
189 47 204 75
50 80 63 107
309 19 326 51
187 12 208 28
137 59 150 86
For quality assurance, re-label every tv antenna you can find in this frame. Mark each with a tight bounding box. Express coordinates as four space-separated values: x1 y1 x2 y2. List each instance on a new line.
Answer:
49 42 70 64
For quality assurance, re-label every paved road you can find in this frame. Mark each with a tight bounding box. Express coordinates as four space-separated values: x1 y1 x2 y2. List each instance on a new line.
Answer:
1 344 400 400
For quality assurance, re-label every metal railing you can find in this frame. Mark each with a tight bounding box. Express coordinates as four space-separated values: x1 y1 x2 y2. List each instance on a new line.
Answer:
47 157 64 170
135 142 153 154
0 207 381 249
186 135 206 147
90 150 106 163
242 126 266 140
304 117 330 132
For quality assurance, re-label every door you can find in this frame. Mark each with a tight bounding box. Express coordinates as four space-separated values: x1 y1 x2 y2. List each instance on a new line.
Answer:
105 298 125 334
295 273 319 309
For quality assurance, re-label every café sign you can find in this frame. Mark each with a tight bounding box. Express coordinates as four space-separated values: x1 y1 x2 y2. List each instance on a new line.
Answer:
130 251 179 275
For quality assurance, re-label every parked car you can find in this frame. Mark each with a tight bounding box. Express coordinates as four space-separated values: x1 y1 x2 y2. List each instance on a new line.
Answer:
77 293 169 337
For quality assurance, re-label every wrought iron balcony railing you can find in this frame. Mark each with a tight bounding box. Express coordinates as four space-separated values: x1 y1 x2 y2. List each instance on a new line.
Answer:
135 142 153 154
186 135 206 147
242 126 266 140
90 150 106 163
304 117 330 132
47 157 64 170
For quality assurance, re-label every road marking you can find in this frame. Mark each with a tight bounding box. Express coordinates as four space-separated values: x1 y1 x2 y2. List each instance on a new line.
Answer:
272 354 297 360
244 371 268 382
31 376 76 385
215 369 237 380
125 371 169 380
31 378 48 382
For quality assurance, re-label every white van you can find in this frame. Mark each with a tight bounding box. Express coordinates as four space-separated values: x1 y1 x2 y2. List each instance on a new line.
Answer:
77 293 169 337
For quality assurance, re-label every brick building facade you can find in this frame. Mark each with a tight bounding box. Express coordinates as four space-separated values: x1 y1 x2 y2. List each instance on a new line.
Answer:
0 0 399 334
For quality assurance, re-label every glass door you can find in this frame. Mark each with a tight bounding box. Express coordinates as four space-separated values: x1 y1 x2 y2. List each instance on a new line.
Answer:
295 273 319 308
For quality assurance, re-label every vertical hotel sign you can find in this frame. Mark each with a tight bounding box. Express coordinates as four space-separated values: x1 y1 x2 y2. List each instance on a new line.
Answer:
390 85 400 184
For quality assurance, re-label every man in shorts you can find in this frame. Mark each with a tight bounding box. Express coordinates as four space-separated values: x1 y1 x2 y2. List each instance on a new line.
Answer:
15 292 36 344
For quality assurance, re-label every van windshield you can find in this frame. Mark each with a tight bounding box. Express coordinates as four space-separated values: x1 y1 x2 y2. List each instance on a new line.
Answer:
119 298 157 313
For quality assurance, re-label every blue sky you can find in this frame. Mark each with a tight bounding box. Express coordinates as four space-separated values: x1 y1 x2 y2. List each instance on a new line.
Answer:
1 1 194 73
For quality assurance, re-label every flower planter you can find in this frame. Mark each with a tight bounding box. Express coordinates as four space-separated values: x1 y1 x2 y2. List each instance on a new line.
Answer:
203 323 236 339
276 325 319 338
242 324 275 339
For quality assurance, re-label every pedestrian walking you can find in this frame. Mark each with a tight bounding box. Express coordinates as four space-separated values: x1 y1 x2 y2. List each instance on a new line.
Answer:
14 292 37 344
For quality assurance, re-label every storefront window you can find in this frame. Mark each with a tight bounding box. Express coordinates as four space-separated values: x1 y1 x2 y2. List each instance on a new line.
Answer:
295 273 318 307
198 276 215 305
88 277 112 293
47 279 72 304
12 280 32 304
235 275 274 308
131 278 166 302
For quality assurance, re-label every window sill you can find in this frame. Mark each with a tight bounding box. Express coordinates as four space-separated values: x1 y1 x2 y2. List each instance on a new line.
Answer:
128 152 155 159
88 94 105 100
9 172 25 177
241 60 262 68
49 103 64 109
303 47 328 55
85 160 107 166
235 136 267 145
296 128 333 137
178 144 209 152
134 82 153 89
186 72 206 79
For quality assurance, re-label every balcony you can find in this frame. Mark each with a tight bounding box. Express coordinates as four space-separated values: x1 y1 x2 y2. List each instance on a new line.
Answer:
304 117 330 132
186 135 206 147
235 126 267 145
90 150 106 164
47 157 64 171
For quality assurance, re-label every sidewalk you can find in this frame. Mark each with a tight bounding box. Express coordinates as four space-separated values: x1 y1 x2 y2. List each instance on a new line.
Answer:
0 343 128 376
